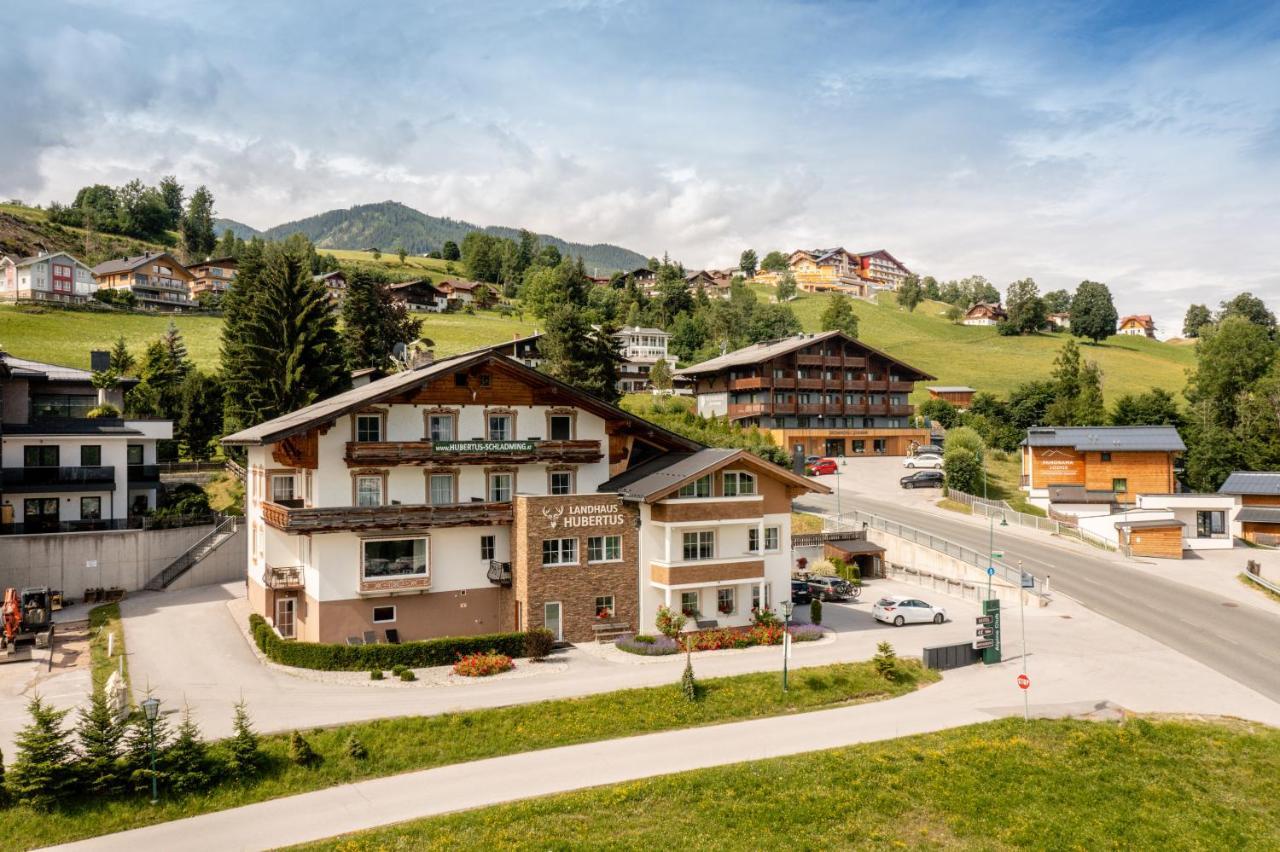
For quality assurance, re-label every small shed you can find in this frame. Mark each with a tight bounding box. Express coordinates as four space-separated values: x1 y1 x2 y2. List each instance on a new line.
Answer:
927 386 976 409
1116 518 1185 559
823 538 886 578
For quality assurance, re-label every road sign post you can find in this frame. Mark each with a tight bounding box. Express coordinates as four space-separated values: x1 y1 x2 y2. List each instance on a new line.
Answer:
980 598 1001 664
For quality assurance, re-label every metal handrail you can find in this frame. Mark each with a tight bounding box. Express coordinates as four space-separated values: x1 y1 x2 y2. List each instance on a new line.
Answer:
144 515 240 590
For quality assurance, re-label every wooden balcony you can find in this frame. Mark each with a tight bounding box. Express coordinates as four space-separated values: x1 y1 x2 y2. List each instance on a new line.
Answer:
888 404 914 416
888 381 915 393
798 403 824 415
797 378 824 390
866 380 889 391
728 376 769 391
262 564 304 590
262 500 513 534
771 376 797 388
822 404 845 416
650 558 766 586
345 439 602 467
796 354 823 366
772 402 797 415
652 499 763 523
728 403 768 418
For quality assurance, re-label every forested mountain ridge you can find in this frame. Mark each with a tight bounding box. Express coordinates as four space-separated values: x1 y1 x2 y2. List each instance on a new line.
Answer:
216 201 647 273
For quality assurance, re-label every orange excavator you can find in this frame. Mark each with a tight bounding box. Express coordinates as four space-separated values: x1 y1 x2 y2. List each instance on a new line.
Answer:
1 587 54 660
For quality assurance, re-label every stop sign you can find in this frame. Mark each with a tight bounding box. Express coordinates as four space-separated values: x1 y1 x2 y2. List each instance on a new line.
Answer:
1017 673 1030 690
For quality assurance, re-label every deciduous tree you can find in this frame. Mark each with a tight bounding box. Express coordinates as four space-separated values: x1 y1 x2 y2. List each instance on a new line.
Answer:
897 274 923 312
820 293 859 338
1069 281 1119 343
738 249 758 278
180 185 217 260
1182 303 1212 338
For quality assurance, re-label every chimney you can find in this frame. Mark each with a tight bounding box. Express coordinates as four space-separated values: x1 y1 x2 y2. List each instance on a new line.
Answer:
89 350 111 372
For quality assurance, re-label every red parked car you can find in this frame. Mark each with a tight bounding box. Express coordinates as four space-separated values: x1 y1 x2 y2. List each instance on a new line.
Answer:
807 457 838 476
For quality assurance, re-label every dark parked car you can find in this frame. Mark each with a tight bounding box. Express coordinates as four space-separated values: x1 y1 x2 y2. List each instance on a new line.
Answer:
790 580 813 605
915 444 945 456
806 576 854 601
900 470 945 489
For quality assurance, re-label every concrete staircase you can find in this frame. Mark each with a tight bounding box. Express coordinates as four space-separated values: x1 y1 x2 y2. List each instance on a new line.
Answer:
144 515 240 591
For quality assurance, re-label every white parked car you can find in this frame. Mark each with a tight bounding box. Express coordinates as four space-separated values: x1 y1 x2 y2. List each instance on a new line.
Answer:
872 596 948 626
902 454 943 469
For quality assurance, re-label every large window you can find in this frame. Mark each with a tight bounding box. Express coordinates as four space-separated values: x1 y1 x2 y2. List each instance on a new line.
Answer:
682 530 715 561
427 414 454 442
677 475 711 498
80 496 102 520
488 414 512 441
24 446 58 467
362 538 427 580
1196 510 1226 538
271 474 296 503
428 473 455 505
355 414 382 442
355 475 383 507
587 535 622 563
748 527 781 553
723 471 756 497
488 472 513 502
80 445 101 466
372 606 396 623
549 470 573 495
542 537 577 566
30 394 96 420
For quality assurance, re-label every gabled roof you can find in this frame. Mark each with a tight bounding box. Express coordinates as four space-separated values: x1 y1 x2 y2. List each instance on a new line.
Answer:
439 278 484 291
598 447 829 502
91 251 187 277
1024 426 1185 452
0 351 137 385
314 270 346 282
928 386 975 393
221 350 702 451
186 256 237 271
7 251 93 272
1218 471 1280 496
1236 506 1280 524
1119 314 1155 328
852 249 910 273
964 302 1006 318
675 330 935 381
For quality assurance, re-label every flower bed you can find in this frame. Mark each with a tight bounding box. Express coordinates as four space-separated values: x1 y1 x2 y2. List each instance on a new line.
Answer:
788 624 825 642
453 651 515 677
616 634 681 656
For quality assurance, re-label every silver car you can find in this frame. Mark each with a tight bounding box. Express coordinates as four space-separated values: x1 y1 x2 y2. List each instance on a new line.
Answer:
872 595 948 626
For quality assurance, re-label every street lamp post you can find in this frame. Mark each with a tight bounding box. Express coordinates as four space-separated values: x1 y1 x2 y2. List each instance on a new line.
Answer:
983 446 995 600
141 696 161 805
780 600 794 691
1019 559 1029 722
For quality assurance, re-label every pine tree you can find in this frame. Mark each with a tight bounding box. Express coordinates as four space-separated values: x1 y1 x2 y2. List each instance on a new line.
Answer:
226 699 261 780
219 237 267 435
216 228 240 260
109 335 136 376
179 185 217 261
230 240 348 429
76 689 125 797
540 307 622 404
288 731 318 766
9 696 77 810
165 705 212 794
1074 362 1106 425
123 703 172 794
340 270 422 371
177 371 224 460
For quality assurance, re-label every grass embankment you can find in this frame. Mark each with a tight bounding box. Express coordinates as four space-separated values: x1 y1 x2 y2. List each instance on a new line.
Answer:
790 511 824 534
1239 572 1280 604
297 717 1280 851
1 660 935 845
204 471 244 514
87 603 129 698
755 287 1195 405
936 498 973 515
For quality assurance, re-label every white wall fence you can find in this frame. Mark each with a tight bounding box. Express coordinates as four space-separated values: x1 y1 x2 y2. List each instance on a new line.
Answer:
944 489 1116 552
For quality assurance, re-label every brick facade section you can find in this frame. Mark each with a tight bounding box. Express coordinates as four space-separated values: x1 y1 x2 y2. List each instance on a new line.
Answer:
513 494 640 643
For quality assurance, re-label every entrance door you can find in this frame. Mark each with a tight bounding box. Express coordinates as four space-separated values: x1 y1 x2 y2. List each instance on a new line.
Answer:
543 601 563 641
824 438 845 457
23 498 59 533
276 597 296 639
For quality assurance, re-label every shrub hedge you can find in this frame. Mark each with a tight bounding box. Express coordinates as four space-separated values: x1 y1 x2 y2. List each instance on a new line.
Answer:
248 614 528 671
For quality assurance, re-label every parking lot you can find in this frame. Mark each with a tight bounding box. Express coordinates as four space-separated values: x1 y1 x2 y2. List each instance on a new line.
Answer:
811 454 950 512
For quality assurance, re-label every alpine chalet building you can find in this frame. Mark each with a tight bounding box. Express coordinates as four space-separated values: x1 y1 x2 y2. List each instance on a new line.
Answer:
677 331 934 457
223 350 825 645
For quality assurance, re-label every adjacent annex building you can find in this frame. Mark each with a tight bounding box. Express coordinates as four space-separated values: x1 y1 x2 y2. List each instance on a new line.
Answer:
223 350 826 645
676 331 934 457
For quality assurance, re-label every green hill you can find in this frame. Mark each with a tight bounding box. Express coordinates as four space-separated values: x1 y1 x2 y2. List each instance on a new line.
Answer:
759 287 1195 404
0 202 169 266
248 201 648 273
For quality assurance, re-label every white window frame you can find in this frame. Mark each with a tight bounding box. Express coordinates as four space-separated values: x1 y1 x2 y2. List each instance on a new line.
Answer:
680 590 700 617
723 470 756 497
549 414 574 440
355 413 382 442
678 474 712 498
428 473 454 506
717 587 735 615
360 537 428 581
372 605 397 624
549 470 573 496
765 526 780 551
487 414 512 441
587 534 622 563
542 537 578 566
682 530 715 561
355 475 383 507
752 583 772 612
488 472 513 502
271 474 296 503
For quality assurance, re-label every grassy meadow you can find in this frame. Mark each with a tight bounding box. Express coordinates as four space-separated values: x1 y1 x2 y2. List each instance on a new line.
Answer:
295 717 1280 851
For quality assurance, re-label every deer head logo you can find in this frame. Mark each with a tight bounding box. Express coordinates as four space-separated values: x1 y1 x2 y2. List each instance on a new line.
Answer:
542 505 565 528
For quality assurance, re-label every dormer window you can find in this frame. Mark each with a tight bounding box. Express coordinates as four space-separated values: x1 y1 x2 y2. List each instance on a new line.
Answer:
677 474 712 498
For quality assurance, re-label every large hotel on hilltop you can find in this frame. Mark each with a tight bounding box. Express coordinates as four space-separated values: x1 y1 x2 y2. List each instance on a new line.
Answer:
224 350 825 645
677 331 934 457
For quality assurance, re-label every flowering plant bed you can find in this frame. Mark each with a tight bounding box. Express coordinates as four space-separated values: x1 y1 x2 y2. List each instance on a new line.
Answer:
788 624 825 642
453 651 515 677
616 634 681 656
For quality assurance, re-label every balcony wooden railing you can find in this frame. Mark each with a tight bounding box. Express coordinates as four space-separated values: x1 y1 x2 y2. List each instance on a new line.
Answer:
263 564 304 589
796 354 823 366
888 404 914 416
262 500 513 533
728 376 769 391
888 381 915 393
727 403 768 418
798 403 823 415
797 378 824 390
772 402 797 415
770 376 797 388
650 558 766 586
345 439 603 467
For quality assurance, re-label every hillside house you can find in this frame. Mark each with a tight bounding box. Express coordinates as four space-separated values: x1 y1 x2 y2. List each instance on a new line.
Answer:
754 248 868 298
437 278 487 306
387 279 447 312
92 252 195 311
0 251 97 305
1218 472 1280 544
851 249 912 291
1048 312 1071 330
962 302 1007 326
222 350 827 644
314 270 348 302
1118 315 1156 338
927 386 976 409
677 331 934 457
186 257 237 298
1020 426 1185 513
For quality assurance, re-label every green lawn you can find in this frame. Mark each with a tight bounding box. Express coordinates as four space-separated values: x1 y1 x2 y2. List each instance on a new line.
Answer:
0 305 535 371
87 603 129 698
295 717 1280 851
0 660 934 846
762 288 1195 404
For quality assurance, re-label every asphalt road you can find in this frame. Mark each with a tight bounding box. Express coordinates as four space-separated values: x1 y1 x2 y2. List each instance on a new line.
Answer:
796 488 1280 704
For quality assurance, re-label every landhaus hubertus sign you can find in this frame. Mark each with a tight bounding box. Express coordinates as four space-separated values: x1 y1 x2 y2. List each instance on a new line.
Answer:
542 503 626 529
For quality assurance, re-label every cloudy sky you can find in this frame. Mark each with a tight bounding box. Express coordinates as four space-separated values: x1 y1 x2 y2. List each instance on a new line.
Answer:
4 0 1279 333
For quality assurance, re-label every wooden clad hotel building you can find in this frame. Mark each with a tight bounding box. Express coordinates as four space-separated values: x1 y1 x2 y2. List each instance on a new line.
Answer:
1020 426 1186 511
677 331 934 457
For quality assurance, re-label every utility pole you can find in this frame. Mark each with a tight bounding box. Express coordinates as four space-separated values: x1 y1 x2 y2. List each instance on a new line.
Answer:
1019 559 1029 722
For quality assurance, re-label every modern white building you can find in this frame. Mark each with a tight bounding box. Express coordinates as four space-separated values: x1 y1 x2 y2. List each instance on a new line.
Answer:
0 252 97 304
1076 492 1241 555
1 352 171 532
222 350 824 645
614 326 680 394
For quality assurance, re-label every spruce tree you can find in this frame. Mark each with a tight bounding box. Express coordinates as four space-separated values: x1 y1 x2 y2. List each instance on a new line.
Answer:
540 306 622 404
123 702 172 794
165 705 212 794
109 334 136 376
230 240 348 429
680 641 698 702
177 371 224 460
219 237 267 435
226 699 261 780
76 689 125 797
340 269 423 371
179 185 217 261
288 730 318 767
9 696 76 810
